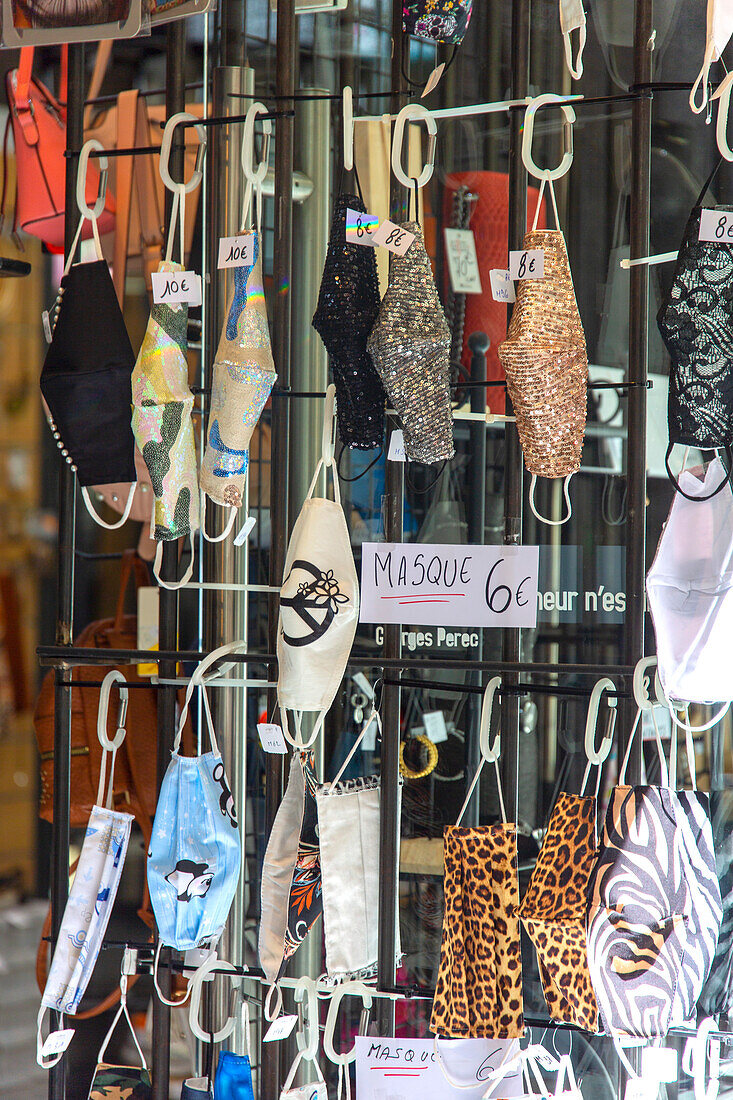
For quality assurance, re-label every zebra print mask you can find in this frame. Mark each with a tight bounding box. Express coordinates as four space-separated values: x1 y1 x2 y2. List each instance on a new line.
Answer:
587 783 721 1037
698 789 733 1017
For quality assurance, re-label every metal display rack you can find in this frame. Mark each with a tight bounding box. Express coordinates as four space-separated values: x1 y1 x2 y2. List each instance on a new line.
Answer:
40 0 708 1095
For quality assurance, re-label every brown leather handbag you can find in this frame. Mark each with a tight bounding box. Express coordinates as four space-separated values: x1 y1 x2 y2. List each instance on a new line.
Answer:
34 550 158 839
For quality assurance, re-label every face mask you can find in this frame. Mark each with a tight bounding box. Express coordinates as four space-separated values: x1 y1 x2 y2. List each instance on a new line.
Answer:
88 952 152 1100
647 458 733 705
699 789 733 1017
497 177 587 527
277 385 359 748
259 750 322 983
37 713 133 1067
312 187 385 451
367 221 454 464
691 0 733 113
147 650 241 973
182 1080 214 1100
430 734 523 1039
657 167 733 499
200 229 276 542
316 713 402 981
131 180 200 589
403 0 473 43
214 1052 254 1100
587 715 722 1036
40 212 136 518
559 0 586 78
281 1053 327 1100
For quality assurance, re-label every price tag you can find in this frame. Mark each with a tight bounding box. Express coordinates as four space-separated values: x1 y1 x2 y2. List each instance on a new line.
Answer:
423 710 448 744
489 268 516 303
444 229 482 294
217 234 255 269
42 310 53 344
372 220 415 255
41 1029 75 1059
699 209 733 243
263 1014 298 1042
346 208 379 246
151 270 202 306
421 62 445 98
388 429 406 462
641 1047 678 1083
361 711 378 752
509 249 544 281
625 1079 657 1100
257 722 287 754
534 1049 558 1071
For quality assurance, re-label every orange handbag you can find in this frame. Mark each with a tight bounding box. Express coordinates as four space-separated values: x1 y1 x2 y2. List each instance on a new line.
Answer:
4 47 115 251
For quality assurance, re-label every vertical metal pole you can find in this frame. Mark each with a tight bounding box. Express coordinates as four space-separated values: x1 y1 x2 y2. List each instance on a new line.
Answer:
265 0 296 1092
465 334 488 825
202 62 255 1054
502 0 530 825
151 22 187 1100
623 0 652 785
377 0 407 1036
49 45 84 1100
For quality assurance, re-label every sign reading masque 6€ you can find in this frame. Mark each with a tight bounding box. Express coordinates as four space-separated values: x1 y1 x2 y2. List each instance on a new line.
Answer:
360 543 539 628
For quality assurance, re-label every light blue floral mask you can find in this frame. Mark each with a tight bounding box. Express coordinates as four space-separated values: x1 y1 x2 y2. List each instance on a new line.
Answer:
148 648 242 987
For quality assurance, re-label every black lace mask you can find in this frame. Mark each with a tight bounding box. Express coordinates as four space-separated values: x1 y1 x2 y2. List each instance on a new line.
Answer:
312 191 385 450
41 259 136 487
657 163 733 499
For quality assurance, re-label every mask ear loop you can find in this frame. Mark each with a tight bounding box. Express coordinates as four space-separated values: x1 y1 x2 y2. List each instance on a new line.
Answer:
199 492 238 543
97 950 148 1071
325 708 381 792
153 533 195 591
455 676 505 825
153 939 192 1007
81 484 137 530
528 472 573 526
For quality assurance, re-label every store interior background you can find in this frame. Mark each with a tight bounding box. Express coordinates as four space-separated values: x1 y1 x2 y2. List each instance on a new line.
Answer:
0 0 730 1094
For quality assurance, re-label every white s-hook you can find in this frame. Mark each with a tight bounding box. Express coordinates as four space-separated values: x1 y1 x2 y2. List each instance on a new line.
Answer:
580 677 616 796
323 982 373 1066
159 112 207 194
683 1018 720 1100
391 103 437 189
632 655 665 712
76 138 108 220
343 86 354 172
241 102 272 233
522 93 576 181
480 675 502 763
712 73 733 161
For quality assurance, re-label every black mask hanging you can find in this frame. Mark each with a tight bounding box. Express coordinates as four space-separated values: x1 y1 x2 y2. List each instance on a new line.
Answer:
41 257 136 488
657 161 733 500
312 186 385 451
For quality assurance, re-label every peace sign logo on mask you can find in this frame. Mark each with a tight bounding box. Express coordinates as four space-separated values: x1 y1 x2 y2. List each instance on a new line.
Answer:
280 560 350 648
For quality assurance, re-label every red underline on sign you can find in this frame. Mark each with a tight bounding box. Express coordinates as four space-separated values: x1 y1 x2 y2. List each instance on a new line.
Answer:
370 1068 427 1072
380 593 467 599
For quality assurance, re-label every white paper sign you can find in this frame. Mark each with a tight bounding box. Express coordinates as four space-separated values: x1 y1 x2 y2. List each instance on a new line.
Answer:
372 220 415 255
41 1029 75 1058
489 268 516 303
388 429 407 462
423 710 448 743
151 270 202 306
509 248 544 281
699 209 733 243
360 543 539 628
263 1014 298 1042
217 234 255 269
444 229 482 294
346 207 379 246
355 1036 522 1100
257 722 287 754
641 1047 678 1083
625 1079 658 1100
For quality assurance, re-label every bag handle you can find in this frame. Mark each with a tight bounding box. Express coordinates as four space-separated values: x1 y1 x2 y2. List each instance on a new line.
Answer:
114 550 150 631
111 89 141 307
15 47 35 114
665 445 733 501
83 41 114 129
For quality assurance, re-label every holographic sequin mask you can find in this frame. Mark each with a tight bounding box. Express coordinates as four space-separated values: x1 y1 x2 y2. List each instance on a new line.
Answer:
497 178 587 526
367 221 454 464
312 184 385 450
200 230 276 540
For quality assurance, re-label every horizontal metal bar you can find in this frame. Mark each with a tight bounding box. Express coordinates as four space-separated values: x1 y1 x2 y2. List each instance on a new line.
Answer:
37 643 638 677
390 675 628 699
154 677 277 688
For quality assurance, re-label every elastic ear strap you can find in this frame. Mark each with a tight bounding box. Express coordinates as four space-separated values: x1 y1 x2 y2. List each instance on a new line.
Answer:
618 705 643 785
153 940 191 1007
199 683 220 757
36 1005 64 1070
529 473 573 525
665 445 733 501
175 638 248 750
668 700 730 734
690 42 716 114
563 22 586 79
154 534 195 591
455 757 485 825
265 981 283 1021
200 492 237 543
531 177 547 231
97 980 147 1070
62 217 87 280
328 709 381 790
81 484 137 530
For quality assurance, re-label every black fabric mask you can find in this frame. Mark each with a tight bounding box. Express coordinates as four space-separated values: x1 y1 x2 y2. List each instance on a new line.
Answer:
41 259 136 488
657 162 733 500
312 191 385 450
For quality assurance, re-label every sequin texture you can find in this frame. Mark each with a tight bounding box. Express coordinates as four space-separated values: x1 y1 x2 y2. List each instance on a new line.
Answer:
201 231 276 508
312 193 385 450
367 221 454 463
497 229 587 479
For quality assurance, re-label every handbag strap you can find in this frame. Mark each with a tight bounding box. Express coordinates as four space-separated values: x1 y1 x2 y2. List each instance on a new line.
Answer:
112 89 140 307
83 41 113 129
664 444 733 502
114 550 150 631
15 48 35 114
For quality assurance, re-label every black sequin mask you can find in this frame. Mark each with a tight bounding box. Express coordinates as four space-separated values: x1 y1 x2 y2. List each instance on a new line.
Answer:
312 190 385 450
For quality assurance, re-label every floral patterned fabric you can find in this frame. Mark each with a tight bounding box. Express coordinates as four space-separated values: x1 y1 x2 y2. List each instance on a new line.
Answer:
282 752 322 965
403 0 473 44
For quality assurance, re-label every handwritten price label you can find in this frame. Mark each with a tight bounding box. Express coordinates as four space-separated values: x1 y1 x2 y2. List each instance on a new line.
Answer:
387 429 407 462
41 1029 75 1059
489 268 516 303
699 209 733 242
263 1014 298 1042
346 207 379 246
257 723 287 754
151 270 202 306
217 234 255 269
509 248 544 281
444 228 482 294
372 220 415 255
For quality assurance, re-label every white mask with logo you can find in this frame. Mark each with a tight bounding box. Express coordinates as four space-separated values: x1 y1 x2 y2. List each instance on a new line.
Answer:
277 385 359 748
